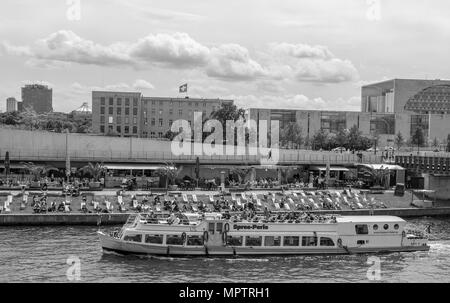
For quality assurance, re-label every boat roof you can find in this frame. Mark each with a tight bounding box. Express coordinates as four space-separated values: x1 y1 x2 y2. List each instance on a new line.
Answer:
336 216 405 223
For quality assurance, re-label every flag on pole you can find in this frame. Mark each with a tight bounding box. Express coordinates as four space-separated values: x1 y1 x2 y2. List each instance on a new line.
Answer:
179 83 188 93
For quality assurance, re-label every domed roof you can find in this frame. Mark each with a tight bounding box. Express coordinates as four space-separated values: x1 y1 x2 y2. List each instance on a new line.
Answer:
73 102 92 114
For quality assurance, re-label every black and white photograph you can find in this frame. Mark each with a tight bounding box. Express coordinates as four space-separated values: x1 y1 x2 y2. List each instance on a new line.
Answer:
0 0 449 290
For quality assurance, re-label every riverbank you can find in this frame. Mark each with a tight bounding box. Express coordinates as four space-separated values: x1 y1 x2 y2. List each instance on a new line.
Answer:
1 188 449 226
1 207 450 226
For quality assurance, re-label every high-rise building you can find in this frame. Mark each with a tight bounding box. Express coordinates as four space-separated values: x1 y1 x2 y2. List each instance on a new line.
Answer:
6 97 17 112
92 91 233 138
21 84 53 113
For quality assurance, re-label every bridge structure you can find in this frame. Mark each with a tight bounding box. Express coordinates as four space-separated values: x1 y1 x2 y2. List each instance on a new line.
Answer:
0 128 382 168
395 153 450 175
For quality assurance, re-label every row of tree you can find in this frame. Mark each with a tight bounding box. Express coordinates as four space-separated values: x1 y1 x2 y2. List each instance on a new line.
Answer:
0 108 92 133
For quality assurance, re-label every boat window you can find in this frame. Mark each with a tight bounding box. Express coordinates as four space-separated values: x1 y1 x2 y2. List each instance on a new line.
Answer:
123 234 142 243
245 236 262 247
208 223 215 233
394 224 399 230
355 225 369 235
216 223 223 233
302 236 318 247
283 236 299 246
383 224 389 230
166 235 184 245
357 240 366 245
187 235 204 246
145 234 163 244
319 237 335 247
264 236 281 247
373 224 379 231
227 236 243 246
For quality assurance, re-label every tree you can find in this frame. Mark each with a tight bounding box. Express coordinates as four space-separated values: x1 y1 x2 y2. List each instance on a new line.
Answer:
210 103 246 145
280 122 303 149
411 127 425 151
361 166 390 189
431 137 439 150
230 167 251 184
156 162 182 190
335 129 348 149
81 162 106 181
311 129 328 150
394 132 405 151
20 162 58 182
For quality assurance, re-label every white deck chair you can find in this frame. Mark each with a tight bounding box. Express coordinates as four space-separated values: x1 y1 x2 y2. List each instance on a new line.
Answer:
191 204 198 212
117 195 124 205
284 203 291 210
132 199 138 209
65 196 71 205
3 201 11 212
236 198 242 207
105 201 112 211
310 192 316 196
6 195 13 206
300 198 306 206
156 204 162 212
22 193 29 203
326 197 333 204
336 192 341 198
357 202 364 209
241 193 247 200
256 199 262 207
64 205 70 212
252 193 258 199
231 193 236 201
182 194 188 202
300 191 307 197
80 201 86 210
209 195 214 202
93 201 99 210
192 194 198 202
292 192 298 198
274 202 280 210
288 198 295 205
343 196 350 206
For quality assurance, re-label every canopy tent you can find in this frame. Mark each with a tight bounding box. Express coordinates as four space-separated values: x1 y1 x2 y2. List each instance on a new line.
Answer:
103 164 175 170
357 164 405 171
309 166 349 172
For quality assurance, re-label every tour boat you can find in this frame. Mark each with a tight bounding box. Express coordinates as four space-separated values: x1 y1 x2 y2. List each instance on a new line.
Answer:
98 212 429 256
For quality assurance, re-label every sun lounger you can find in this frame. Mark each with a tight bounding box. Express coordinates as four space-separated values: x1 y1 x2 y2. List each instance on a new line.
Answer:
343 196 350 206
256 199 262 207
156 204 162 212
236 198 242 207
284 204 291 210
209 195 214 202
64 205 71 212
192 194 198 202
288 198 295 205
182 194 188 202
274 202 280 210
6 195 12 206
3 201 11 213
93 201 99 210
106 201 113 212
336 192 341 198
22 194 28 203
191 204 198 212
357 202 364 209
117 195 124 206
326 198 333 204
292 192 298 197
231 193 236 201
132 199 138 209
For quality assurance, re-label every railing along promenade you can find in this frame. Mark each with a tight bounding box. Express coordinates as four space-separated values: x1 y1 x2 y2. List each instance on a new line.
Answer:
0 148 382 166
396 152 450 174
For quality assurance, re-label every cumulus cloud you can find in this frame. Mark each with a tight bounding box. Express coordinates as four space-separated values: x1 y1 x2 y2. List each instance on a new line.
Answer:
206 44 268 81
133 79 155 90
268 43 359 83
2 30 359 84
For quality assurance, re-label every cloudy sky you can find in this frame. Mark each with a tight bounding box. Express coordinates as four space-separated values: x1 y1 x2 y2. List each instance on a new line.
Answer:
1 0 449 112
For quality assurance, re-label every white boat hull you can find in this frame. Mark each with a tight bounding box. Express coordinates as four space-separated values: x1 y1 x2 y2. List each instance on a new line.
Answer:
98 231 429 257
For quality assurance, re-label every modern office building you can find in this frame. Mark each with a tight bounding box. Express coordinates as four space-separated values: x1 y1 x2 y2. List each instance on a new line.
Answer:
6 97 18 112
92 91 233 138
21 84 53 113
249 79 450 147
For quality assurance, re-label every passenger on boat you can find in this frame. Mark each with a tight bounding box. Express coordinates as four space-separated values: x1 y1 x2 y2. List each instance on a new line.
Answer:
57 201 65 212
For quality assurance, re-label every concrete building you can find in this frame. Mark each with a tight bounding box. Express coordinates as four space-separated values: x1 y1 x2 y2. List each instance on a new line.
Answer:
92 91 233 138
21 84 53 113
362 79 450 145
6 97 17 112
248 79 450 148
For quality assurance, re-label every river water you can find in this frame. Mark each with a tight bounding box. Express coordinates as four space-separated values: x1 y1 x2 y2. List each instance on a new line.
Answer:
0 218 449 283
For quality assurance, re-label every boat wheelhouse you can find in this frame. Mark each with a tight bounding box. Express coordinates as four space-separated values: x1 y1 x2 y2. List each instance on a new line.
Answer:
98 212 429 256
